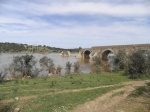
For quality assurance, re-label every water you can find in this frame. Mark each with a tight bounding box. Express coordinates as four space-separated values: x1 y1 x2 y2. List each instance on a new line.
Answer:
0 53 91 76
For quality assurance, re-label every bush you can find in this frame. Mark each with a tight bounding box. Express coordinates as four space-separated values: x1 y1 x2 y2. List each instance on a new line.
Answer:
91 56 101 74
56 65 62 75
0 71 5 83
12 54 37 77
92 56 101 66
73 61 81 74
39 56 53 67
125 50 150 78
39 56 55 74
65 62 72 75
114 50 127 71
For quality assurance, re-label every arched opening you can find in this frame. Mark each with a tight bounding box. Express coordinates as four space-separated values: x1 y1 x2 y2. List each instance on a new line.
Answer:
84 50 91 59
102 50 114 61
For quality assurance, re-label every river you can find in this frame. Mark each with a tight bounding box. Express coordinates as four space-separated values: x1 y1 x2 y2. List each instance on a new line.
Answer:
0 53 91 76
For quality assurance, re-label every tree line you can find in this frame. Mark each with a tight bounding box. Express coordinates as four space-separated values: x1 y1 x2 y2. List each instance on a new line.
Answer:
0 42 79 53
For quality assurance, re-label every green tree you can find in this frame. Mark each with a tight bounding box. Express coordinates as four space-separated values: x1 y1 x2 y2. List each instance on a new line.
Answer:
73 61 81 74
12 54 37 77
39 56 55 74
126 49 149 78
114 50 127 71
65 62 72 75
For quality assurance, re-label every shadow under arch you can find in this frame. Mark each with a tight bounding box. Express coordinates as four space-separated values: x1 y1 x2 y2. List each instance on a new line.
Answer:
84 50 91 59
101 49 114 61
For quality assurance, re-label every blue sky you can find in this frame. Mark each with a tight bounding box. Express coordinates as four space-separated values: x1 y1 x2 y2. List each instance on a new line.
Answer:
0 0 150 48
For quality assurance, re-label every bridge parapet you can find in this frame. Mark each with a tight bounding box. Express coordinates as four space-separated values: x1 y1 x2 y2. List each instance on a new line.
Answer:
77 44 150 59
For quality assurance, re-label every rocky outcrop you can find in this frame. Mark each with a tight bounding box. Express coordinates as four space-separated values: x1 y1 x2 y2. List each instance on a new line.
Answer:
76 52 82 58
60 51 71 56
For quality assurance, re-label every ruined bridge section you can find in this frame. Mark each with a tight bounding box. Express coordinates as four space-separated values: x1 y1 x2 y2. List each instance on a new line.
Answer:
76 44 150 60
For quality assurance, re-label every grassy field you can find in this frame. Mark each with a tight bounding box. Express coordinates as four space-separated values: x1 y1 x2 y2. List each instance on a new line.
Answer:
0 72 149 112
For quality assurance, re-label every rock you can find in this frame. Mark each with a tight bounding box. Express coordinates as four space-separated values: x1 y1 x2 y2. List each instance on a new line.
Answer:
76 52 82 58
48 73 53 77
15 97 19 101
14 108 20 112
60 51 71 56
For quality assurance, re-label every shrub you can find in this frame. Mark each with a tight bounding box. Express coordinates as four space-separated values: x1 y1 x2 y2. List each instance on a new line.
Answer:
39 56 55 74
92 56 101 66
65 62 72 75
0 71 5 83
91 56 101 74
125 49 150 78
56 65 62 75
39 56 53 67
114 50 127 71
12 54 37 77
73 61 81 74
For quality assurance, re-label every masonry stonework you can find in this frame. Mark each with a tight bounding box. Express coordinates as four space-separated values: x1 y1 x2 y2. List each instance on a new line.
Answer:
78 44 150 60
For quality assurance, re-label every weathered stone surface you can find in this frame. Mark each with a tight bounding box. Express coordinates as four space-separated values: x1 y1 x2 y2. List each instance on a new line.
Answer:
77 44 150 60
60 51 71 56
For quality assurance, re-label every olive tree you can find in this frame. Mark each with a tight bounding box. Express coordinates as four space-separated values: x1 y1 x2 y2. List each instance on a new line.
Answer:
65 62 72 75
114 50 127 71
39 56 55 74
125 49 149 78
12 54 37 77
73 61 81 74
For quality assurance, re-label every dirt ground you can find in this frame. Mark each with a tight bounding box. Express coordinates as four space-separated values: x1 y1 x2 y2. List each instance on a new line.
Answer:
70 80 150 112
0 80 150 112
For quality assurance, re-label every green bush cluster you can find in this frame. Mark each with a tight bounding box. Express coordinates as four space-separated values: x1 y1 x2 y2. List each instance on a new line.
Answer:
125 50 150 78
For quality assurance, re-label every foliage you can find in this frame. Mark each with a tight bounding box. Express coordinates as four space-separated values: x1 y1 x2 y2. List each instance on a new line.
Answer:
92 56 101 66
91 56 101 74
125 50 150 78
65 62 72 75
39 56 55 74
129 83 150 97
0 54 6 82
12 54 37 77
0 42 79 53
114 49 127 71
56 65 62 75
73 61 81 74
39 56 53 67
49 63 56 74
0 71 5 83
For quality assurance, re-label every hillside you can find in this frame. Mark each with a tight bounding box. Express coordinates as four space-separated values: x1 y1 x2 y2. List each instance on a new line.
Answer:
0 42 79 53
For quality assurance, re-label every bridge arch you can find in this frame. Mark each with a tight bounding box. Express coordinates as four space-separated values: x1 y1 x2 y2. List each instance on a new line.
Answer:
101 49 114 61
83 50 91 59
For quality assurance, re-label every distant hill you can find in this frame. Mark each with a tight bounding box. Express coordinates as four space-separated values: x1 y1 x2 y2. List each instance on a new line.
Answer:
0 42 79 53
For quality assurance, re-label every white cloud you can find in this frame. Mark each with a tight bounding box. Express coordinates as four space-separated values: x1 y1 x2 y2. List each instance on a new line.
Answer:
1 1 150 17
1 21 149 48
0 0 150 48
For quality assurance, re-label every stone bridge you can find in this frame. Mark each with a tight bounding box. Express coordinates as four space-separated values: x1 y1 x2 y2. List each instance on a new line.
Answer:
76 44 150 61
